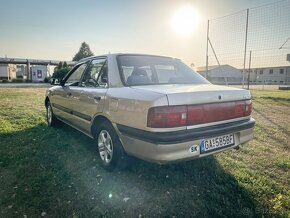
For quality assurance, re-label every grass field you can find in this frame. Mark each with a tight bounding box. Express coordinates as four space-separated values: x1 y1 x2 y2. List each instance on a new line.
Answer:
0 87 289 218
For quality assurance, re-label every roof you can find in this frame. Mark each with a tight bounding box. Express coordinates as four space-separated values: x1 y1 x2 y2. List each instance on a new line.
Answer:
78 53 180 63
195 65 232 72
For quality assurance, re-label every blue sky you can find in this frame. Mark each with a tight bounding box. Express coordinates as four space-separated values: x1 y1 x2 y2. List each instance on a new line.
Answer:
0 0 283 65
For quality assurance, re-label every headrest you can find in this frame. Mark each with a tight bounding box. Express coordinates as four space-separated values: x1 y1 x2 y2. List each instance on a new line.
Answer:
131 68 148 77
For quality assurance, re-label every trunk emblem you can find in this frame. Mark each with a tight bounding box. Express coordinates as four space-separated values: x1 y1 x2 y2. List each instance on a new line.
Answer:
218 95 222 100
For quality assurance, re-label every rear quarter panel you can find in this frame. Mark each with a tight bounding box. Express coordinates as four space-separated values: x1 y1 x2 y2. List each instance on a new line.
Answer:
103 87 168 130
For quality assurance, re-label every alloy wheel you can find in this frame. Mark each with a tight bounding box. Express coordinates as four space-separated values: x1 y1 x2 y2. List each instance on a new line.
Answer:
98 130 113 164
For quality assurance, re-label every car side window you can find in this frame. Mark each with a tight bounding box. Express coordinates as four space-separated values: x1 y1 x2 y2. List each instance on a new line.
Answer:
65 63 88 86
97 61 108 87
80 59 106 88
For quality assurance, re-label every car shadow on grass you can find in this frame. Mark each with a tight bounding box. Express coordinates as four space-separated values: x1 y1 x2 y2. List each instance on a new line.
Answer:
0 124 265 218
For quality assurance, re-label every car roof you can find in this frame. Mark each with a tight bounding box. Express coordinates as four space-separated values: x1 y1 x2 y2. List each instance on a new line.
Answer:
77 53 179 64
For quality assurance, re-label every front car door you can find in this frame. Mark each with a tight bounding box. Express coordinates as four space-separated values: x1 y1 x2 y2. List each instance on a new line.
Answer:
51 61 89 127
76 58 108 134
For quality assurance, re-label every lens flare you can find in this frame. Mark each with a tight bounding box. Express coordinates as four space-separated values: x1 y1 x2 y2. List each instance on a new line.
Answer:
171 5 200 37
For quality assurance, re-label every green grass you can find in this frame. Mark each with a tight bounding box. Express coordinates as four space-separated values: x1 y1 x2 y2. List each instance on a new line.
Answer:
0 88 289 217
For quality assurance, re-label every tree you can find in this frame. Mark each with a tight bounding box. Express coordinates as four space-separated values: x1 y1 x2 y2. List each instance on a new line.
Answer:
72 42 94 61
56 61 63 70
52 61 71 79
52 68 70 80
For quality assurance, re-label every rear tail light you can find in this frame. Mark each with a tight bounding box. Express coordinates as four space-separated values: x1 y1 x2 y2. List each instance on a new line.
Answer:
235 101 246 117
147 106 187 128
187 105 204 125
244 100 252 116
147 100 252 128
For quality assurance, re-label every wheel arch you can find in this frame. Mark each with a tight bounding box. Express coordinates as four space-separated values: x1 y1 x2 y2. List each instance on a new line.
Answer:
91 114 113 137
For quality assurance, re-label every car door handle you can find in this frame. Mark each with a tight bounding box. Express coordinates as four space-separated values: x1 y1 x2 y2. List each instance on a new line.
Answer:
94 96 101 101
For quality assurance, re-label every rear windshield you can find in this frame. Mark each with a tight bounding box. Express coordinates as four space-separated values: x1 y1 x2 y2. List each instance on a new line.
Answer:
117 55 209 86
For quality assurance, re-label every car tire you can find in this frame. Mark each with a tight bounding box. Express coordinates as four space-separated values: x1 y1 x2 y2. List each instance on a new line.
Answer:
46 101 61 127
95 121 127 171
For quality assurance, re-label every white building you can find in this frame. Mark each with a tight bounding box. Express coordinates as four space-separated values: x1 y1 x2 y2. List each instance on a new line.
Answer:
196 65 242 85
0 64 17 80
16 65 27 78
31 65 50 82
249 66 290 84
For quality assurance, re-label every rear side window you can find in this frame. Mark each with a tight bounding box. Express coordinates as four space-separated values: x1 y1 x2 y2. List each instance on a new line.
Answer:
117 55 209 86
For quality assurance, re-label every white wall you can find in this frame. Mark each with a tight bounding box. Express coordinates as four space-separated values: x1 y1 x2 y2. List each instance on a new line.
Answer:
255 67 289 84
209 65 242 78
0 66 8 78
31 66 48 81
0 64 17 79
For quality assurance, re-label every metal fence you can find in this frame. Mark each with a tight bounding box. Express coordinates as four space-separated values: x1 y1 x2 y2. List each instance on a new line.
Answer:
203 0 290 87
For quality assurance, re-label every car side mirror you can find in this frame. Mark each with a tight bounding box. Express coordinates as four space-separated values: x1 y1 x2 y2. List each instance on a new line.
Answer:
102 77 108 83
50 78 60 85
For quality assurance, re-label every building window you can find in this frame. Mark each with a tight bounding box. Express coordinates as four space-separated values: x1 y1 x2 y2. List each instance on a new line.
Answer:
259 69 263 74
269 69 273 74
280 69 284 74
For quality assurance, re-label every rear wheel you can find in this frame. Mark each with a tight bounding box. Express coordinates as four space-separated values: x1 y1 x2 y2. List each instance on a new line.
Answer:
95 121 127 171
46 101 61 127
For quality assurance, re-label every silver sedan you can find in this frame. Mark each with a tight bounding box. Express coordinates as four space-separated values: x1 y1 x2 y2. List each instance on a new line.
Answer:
45 54 255 171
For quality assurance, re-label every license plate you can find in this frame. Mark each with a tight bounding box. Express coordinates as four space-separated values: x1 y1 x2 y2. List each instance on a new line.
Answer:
200 133 235 154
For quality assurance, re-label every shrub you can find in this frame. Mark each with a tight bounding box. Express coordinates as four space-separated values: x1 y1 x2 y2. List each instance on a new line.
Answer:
52 68 70 80
25 79 32 83
1 79 8 83
44 77 50 83
11 78 24 83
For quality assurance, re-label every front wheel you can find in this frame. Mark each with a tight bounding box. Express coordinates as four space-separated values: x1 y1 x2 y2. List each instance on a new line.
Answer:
46 101 61 127
95 121 127 171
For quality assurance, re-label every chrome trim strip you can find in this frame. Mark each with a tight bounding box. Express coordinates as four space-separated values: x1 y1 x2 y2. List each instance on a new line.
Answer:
52 103 92 122
186 116 251 130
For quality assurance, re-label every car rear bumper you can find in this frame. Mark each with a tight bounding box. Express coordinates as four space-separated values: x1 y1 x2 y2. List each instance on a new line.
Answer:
116 118 255 164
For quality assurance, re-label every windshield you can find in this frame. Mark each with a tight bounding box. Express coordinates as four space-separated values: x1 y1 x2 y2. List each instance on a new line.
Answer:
117 55 209 86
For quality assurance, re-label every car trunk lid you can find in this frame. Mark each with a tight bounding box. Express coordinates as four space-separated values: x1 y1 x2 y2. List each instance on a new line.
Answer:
131 84 251 105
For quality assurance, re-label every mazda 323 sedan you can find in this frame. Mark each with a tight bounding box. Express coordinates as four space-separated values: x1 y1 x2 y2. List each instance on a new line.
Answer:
45 54 255 170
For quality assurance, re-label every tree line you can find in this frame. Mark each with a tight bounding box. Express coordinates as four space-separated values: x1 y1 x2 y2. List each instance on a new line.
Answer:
52 42 94 79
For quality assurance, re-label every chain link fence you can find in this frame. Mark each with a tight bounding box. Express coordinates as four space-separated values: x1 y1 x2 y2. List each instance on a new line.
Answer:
199 0 290 88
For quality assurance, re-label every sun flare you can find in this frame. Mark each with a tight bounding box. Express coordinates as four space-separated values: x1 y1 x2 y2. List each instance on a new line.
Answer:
171 5 200 37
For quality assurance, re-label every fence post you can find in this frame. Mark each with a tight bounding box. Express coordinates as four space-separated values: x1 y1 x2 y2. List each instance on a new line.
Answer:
242 9 249 88
247 50 252 90
205 20 209 79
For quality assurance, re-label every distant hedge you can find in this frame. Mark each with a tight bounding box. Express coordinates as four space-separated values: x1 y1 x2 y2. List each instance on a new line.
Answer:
11 78 24 83
0 78 33 83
